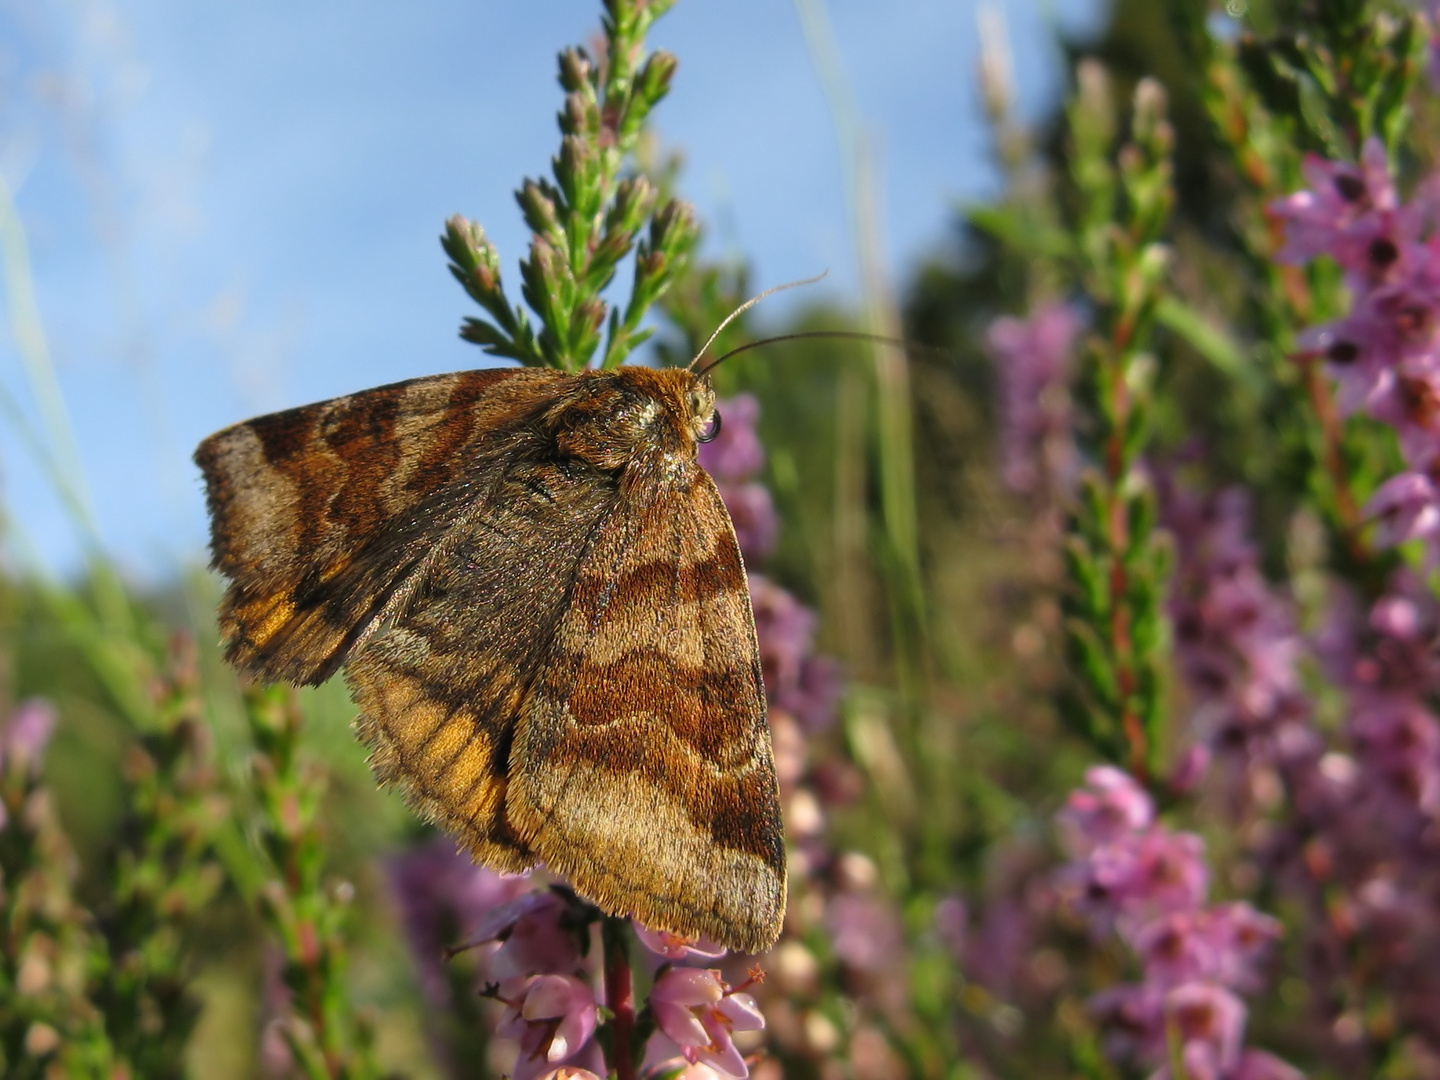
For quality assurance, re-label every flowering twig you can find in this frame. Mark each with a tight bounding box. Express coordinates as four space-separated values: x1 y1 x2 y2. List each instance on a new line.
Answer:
1058 65 1175 781
245 684 380 1080
441 0 696 372
92 635 226 1075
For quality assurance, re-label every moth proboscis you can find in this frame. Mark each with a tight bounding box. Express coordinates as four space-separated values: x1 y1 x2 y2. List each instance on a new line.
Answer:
195 362 786 953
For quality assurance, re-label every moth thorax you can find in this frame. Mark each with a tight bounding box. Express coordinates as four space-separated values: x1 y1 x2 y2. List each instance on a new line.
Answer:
549 386 672 471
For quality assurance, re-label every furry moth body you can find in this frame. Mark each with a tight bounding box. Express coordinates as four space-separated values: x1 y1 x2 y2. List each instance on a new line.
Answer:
195 364 786 953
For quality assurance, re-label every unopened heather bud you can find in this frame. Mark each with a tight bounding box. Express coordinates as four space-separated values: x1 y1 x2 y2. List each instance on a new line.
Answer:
637 50 678 105
555 135 598 211
1131 77 1170 150
608 175 655 234
558 47 592 92
518 180 563 240
650 197 698 256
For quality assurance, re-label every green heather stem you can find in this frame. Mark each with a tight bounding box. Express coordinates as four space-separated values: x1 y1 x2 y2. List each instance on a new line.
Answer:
1059 66 1175 780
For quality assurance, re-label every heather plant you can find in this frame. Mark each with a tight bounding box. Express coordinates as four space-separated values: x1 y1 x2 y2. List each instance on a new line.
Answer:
14 0 1440 1078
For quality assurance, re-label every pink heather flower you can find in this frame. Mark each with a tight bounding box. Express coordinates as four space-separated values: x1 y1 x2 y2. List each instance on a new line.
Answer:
1112 831 1210 928
749 574 817 699
1159 982 1246 1080
0 699 57 777
1321 202 1431 289
774 654 843 734
1319 572 1440 699
0 700 57 832
534 1069 604 1080
1297 318 1396 417
385 839 534 1003
698 393 765 482
499 974 599 1080
1373 371 1440 471
1161 479 1314 777
468 889 586 980
1229 1050 1307 1080
1063 828 1209 936
1350 697 1440 814
716 480 778 562
1089 983 1164 1064
1270 137 1397 266
1202 903 1285 993
1367 471 1440 549
635 924 728 962
648 967 765 1079
988 302 1082 497
1057 765 1154 854
1131 904 1281 993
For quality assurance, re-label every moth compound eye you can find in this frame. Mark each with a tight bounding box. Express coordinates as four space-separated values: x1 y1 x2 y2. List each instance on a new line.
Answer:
697 409 722 443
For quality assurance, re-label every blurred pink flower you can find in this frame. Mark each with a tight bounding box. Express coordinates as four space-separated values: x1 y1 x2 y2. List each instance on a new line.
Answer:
825 892 904 974
0 699 56 777
1057 765 1154 854
988 302 1082 497
1270 138 1397 267
1131 905 1281 993
699 393 765 481
1160 982 1246 1080
750 574 818 699
534 1068 604 1080
716 480 778 562
1367 472 1440 550
385 838 533 1003
1064 827 1209 936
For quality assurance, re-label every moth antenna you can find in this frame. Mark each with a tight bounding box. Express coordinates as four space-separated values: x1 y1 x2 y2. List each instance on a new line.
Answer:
695 329 945 376
687 271 829 371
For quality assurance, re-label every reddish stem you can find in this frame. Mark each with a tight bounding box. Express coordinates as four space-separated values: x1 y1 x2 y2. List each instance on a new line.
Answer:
1300 354 1370 566
602 916 637 1080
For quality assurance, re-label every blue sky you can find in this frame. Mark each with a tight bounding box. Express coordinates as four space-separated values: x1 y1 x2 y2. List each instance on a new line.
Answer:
0 0 1106 579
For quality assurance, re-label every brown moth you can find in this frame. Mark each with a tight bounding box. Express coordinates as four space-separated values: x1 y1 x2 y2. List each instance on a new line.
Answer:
194 364 786 953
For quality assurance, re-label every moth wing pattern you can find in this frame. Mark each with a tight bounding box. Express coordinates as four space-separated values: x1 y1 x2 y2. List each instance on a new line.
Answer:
508 467 786 953
194 367 565 685
345 448 623 872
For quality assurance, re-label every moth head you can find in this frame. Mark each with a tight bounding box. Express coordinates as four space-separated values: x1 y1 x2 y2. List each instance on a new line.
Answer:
685 374 719 446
